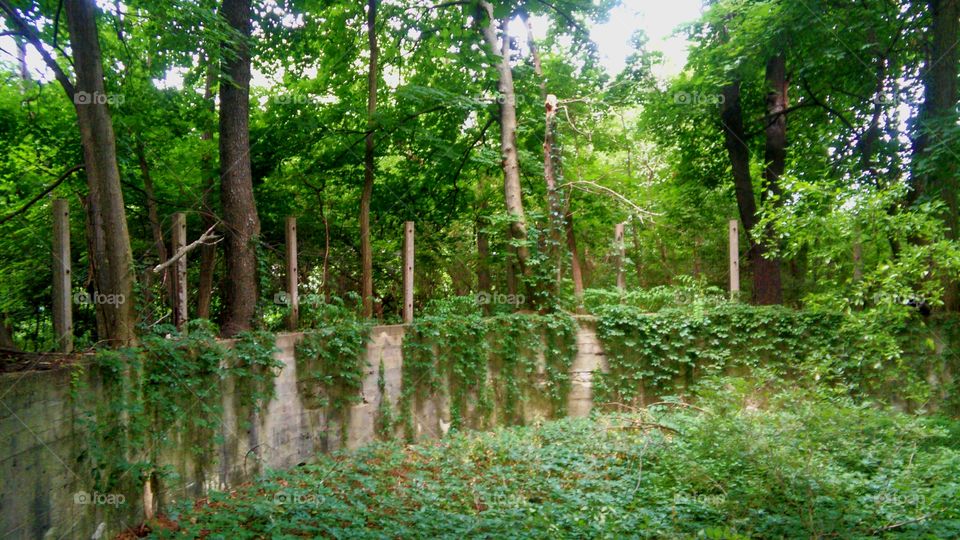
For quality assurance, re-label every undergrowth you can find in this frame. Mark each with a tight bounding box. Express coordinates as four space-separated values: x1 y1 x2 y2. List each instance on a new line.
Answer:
149 377 960 539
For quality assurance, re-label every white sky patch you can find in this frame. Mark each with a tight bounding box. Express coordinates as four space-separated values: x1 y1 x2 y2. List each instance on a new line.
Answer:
591 0 704 80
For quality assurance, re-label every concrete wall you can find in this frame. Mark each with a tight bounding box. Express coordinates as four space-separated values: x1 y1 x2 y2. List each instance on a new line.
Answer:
1 323 593 539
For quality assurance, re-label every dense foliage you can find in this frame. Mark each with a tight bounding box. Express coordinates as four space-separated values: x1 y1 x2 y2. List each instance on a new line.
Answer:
148 378 960 539
71 322 280 505
593 302 960 413
1 0 956 349
401 304 578 434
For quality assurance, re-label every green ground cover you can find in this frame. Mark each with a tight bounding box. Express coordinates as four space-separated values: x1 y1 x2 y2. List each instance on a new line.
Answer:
150 378 960 539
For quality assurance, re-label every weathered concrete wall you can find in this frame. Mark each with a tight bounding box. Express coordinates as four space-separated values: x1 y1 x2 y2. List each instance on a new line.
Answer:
2 323 548 539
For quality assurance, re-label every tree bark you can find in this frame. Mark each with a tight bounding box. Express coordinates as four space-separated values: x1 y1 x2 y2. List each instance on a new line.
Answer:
65 0 137 346
197 62 218 320
360 0 379 318
476 178 492 315
720 80 781 305
218 0 261 336
758 54 786 305
479 1 532 281
912 0 959 310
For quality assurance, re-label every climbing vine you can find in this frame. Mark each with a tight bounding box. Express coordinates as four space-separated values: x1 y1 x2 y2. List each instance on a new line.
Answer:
72 321 279 511
294 301 371 440
591 302 959 411
399 311 578 440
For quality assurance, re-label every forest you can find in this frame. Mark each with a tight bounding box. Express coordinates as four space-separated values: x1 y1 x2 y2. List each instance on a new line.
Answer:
0 0 959 538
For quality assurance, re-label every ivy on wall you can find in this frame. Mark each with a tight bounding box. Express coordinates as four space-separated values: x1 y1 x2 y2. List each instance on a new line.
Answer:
399 312 578 440
294 316 371 440
71 321 280 512
592 303 960 413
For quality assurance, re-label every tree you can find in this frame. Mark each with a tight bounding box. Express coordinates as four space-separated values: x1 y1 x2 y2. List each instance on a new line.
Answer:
218 0 261 336
360 0 379 318
1 0 138 345
911 0 959 310
478 1 533 287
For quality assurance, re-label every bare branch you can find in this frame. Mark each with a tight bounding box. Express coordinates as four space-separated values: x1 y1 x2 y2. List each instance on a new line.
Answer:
561 180 661 222
152 223 221 274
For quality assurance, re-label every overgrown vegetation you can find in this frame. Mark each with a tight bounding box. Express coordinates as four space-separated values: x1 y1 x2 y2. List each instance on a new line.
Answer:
149 378 960 539
592 301 960 414
400 304 578 438
71 321 280 507
292 296 372 441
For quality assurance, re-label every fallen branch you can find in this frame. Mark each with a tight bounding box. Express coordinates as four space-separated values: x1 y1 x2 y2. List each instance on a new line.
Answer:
872 512 939 534
561 180 660 222
152 222 221 274
615 422 681 435
646 401 711 414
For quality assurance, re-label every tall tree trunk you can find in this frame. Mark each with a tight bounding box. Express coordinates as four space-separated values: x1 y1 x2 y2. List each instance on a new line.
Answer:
360 0 379 318
65 0 136 345
912 0 959 310
218 0 260 336
758 54 786 305
476 177 493 315
720 81 781 305
479 1 532 282
197 62 218 320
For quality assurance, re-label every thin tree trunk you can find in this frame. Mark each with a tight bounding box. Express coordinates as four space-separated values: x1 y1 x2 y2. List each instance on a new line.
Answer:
320 196 331 303
65 0 136 346
135 139 172 308
565 210 584 307
360 0 379 318
476 177 492 314
479 1 532 281
631 221 645 287
218 0 260 336
197 62 218 320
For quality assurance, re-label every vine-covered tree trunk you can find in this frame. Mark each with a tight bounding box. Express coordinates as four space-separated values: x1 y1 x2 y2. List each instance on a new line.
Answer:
479 1 532 284
912 0 959 310
361 0 379 318
218 0 261 336
720 81 781 305
65 0 137 345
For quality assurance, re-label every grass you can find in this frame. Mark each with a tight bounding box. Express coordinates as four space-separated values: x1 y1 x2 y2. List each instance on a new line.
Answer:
149 379 960 539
